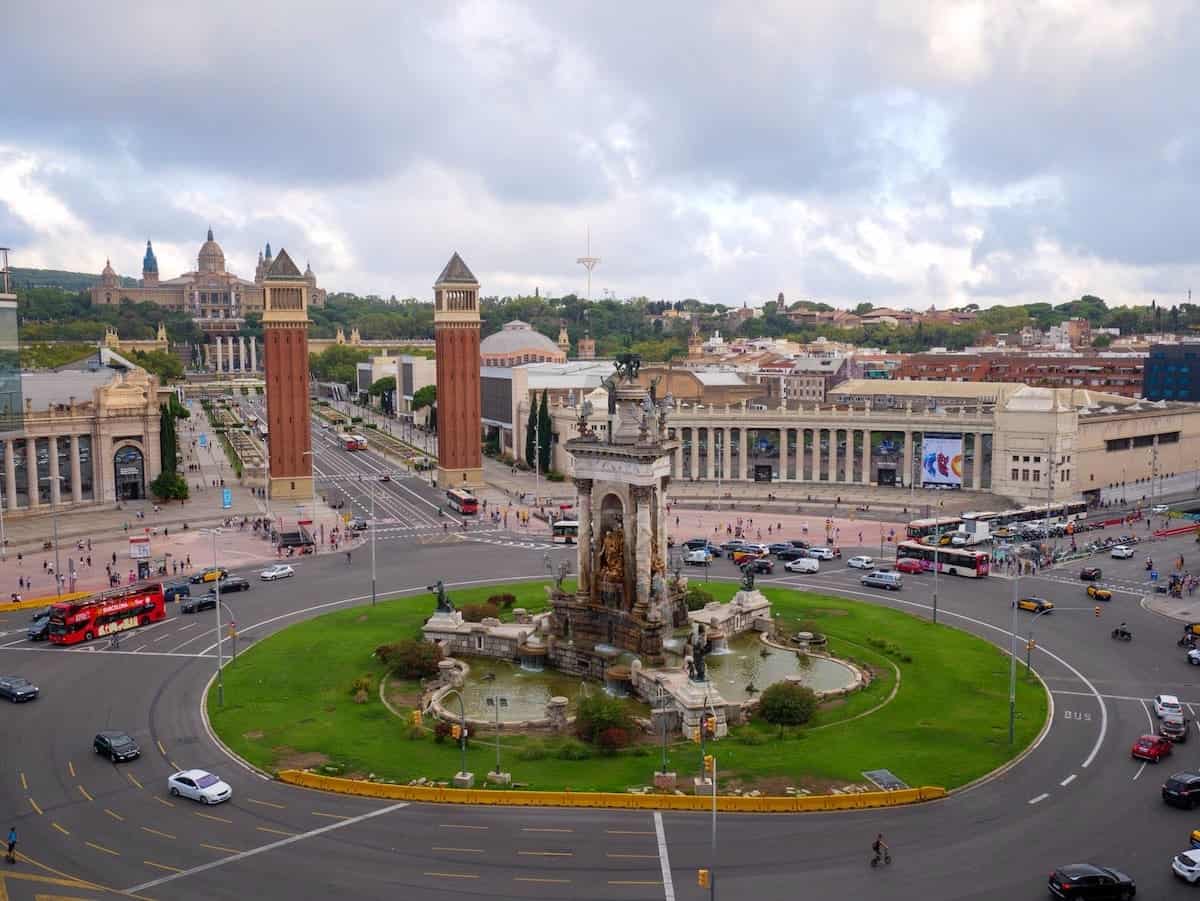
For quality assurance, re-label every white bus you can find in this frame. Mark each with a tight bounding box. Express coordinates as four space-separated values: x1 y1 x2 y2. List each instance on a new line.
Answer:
896 541 990 578
552 520 579 544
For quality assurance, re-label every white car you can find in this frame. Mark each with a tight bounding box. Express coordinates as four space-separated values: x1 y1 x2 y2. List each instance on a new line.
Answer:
1174 849 1200 883
167 769 232 805
847 556 874 570
1110 545 1135 559
784 557 819 574
1188 649 1200 666
739 544 770 557
807 547 835 561
683 549 712 566
1155 694 1184 719
1153 504 1170 514
260 564 295 581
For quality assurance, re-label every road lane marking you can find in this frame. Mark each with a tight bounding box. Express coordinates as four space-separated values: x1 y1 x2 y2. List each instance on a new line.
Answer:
654 812 676 901
311 811 349 820
516 877 571 883
153 632 174 642
439 823 487 829
610 880 663 886
1060 774 1077 786
256 826 296 837
143 860 184 874
68 761 75 778
104 808 124 821
29 797 42 815
201 842 240 855
86 840 120 856
78 785 93 801
608 853 658 859
140 826 176 840
127 772 143 789
156 740 167 756
518 850 573 857
432 847 484 853
154 797 175 808
522 827 574 832
52 821 70 835
174 622 197 631
247 798 286 809
126 801 409 893
609 829 654 835
194 812 233 824
19 772 27 790
1028 793 1049 804
425 872 479 879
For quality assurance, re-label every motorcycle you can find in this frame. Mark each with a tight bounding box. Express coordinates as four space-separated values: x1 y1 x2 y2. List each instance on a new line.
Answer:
1178 634 1196 648
1111 627 1133 642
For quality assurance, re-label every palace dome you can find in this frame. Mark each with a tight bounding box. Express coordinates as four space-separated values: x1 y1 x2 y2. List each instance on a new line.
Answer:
480 320 563 358
198 227 225 274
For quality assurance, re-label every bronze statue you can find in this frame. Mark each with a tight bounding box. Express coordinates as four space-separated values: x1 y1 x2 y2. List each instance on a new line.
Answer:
740 561 756 591
428 579 454 613
599 528 625 582
687 624 711 682
614 352 641 382
554 559 571 591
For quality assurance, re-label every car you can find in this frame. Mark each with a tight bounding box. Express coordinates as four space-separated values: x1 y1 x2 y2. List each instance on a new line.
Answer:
1017 597 1054 613
180 595 217 615
720 539 748 552
1079 567 1103 581
1086 585 1113 602
216 576 250 593
861 571 903 591
162 579 191 603
260 564 295 581
768 542 794 556
789 540 811 550
847 555 874 570
167 769 232 805
784 557 819 574
684 549 713 566
1111 545 1135 559
347 517 368 532
94 731 141 761
1189 648 1200 666
775 547 808 562
190 567 229 585
1048 863 1135 899
380 474 391 482
1154 504 1170 514
739 544 769 557
807 547 835 561
1157 694 1185 719
0 676 38 702
1134 733 1173 762
1162 716 1190 744
26 615 49 641
895 558 924 575
991 527 1014 539
1174 849 1200 883
743 557 774 575
28 606 50 621
1165 772 1200 808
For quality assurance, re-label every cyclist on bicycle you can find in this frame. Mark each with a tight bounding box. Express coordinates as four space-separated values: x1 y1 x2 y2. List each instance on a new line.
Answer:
872 833 888 865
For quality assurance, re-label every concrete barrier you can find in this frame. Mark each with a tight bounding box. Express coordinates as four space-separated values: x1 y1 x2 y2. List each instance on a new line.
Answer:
1 591 91 612
277 770 945 812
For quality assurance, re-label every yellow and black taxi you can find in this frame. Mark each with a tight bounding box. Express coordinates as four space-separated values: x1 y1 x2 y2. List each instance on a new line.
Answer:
1016 596 1054 614
1086 585 1113 602
1189 826 1200 848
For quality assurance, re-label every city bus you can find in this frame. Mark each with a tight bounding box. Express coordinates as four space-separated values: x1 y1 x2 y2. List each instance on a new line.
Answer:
905 516 964 542
445 488 479 515
896 540 990 578
963 501 1089 530
341 434 368 451
552 520 579 544
48 582 167 645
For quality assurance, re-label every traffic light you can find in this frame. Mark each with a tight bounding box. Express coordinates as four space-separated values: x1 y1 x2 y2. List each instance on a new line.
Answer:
691 728 701 744
410 710 422 727
1026 639 1036 651
697 869 710 888
703 715 717 738
703 754 714 775
1094 606 1101 617
451 724 462 740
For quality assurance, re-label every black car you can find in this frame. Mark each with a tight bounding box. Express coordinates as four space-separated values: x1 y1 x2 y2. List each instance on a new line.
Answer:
0 676 39 702
745 558 774 575
180 595 217 614
219 576 250 593
767 542 793 556
27 615 49 641
28 606 50 621
775 548 808 562
163 579 191 603
93 731 140 762
1080 567 1103 582
789 540 812 550
1048 863 1135 898
1163 771 1200 808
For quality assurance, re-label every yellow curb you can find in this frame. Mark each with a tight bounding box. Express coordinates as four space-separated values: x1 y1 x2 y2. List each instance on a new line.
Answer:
278 770 945 812
2 591 91 612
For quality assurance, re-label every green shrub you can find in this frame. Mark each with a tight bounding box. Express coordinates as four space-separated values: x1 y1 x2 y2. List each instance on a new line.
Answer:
486 593 517 609
546 470 565 482
555 739 591 760
433 720 452 744
733 727 768 746
685 585 715 612
597 727 631 753
758 682 817 731
350 674 373 696
374 640 441 679
575 693 633 744
517 740 549 761
461 603 500 623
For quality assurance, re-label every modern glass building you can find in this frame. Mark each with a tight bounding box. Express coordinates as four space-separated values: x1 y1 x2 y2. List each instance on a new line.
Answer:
1143 344 1200 402
0 249 23 436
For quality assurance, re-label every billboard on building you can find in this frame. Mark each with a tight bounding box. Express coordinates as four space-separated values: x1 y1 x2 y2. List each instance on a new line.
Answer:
921 434 964 487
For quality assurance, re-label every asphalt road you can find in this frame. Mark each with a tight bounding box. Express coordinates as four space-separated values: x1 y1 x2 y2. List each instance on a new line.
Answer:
3 441 1200 899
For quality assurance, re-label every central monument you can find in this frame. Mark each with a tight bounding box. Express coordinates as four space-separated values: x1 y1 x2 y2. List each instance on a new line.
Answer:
261 249 313 501
433 253 484 489
548 354 686 676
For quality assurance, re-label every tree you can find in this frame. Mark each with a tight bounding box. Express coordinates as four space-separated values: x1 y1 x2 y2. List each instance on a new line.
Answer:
308 345 371 390
758 681 817 735
854 302 875 315
412 384 436 410
150 402 188 500
537 389 552 474
369 376 396 414
525 395 537 467
131 349 184 382
1092 334 1113 349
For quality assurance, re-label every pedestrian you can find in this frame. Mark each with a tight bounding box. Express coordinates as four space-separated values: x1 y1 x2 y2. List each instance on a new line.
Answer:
42 560 47 573
6 825 15 864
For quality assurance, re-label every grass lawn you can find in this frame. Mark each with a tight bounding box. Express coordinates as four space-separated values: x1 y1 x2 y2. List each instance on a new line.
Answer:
208 580 1047 793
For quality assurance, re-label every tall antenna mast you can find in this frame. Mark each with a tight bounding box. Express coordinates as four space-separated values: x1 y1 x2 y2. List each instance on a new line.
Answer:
576 227 601 301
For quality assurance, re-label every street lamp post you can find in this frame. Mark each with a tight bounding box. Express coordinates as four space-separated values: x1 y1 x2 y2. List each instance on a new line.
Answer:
371 479 378 606
38 475 65 600
486 693 508 777
655 678 669 776
204 528 225 707
441 688 469 779
932 499 942 624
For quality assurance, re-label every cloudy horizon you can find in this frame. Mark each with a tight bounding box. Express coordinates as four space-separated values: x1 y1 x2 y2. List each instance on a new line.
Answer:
3 0 1197 309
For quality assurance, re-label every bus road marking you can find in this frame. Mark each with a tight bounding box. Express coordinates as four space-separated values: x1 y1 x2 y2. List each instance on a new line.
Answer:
78 785 93 802
68 761 76 778
201 842 240 855
127 772 143 789
1028 793 1049 804
194 812 232 824
87 840 120 856
1060 774 1077 787
143 860 184 874
154 797 174 808
105 808 124 821
256 826 296 838
156 740 167 756
52 821 70 835
141 826 176 840
247 798 286 810
29 797 42 815
19 771 26 790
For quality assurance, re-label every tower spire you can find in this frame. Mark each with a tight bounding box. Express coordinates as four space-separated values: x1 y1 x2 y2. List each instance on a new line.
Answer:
575 227 601 302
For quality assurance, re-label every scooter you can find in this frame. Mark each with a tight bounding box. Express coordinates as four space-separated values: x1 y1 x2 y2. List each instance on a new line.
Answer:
1111 627 1133 642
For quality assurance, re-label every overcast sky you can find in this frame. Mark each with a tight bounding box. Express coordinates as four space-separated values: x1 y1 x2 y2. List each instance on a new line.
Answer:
4 1 1197 309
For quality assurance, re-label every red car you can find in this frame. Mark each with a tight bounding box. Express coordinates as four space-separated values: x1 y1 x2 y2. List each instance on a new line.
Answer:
1132 733 1173 763
896 559 923 575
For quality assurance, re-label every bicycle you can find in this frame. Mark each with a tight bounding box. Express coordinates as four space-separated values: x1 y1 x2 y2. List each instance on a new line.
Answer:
870 850 891 867
108 634 121 651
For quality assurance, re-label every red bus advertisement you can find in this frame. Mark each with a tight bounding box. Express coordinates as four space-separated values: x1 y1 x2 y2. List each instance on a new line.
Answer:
446 489 479 515
49 582 167 645
341 434 368 451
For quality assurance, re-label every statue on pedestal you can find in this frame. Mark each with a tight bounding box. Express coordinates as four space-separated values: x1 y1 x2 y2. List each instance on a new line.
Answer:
428 580 454 613
739 561 756 592
686 624 712 683
599 529 625 582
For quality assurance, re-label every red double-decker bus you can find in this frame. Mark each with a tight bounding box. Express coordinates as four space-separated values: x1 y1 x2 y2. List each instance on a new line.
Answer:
49 582 167 645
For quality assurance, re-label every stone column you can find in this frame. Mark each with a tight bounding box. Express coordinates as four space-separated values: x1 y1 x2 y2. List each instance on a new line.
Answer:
777 428 787 481
70 435 82 503
740 428 749 480
673 443 683 479
240 336 248 372
213 337 222 373
250 336 257 371
902 431 913 489
690 428 699 480
634 486 652 615
577 479 593 600
721 428 731 483
831 428 840 484
48 436 60 505
974 433 984 489
25 439 39 508
4 439 15 510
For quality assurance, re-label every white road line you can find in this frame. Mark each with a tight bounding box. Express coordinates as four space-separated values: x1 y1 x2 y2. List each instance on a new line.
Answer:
1028 793 1049 804
653 812 675 901
125 801 409 893
1053 690 1200 705
1060 774 1076 787
1133 762 1147 781
0 636 28 648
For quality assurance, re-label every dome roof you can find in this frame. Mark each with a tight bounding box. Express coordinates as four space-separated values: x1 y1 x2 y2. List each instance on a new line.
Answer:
198 227 225 274
480 320 563 357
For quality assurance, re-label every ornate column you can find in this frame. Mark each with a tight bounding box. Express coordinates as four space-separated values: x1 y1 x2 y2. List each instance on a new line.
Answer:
721 428 731 483
48 436 60 505
739 428 749 480
4 439 15 510
633 485 652 616
974 433 984 489
577 478 593 601
690 428 699 480
25 439 39 508
250 336 257 371
776 428 787 481
830 428 840 483
214 337 222 373
902 430 913 489
673 442 682 479
241 336 249 372
70 435 82 503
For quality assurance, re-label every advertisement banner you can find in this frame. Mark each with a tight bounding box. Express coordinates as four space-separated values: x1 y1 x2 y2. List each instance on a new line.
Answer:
222 487 233 509
921 434 964 487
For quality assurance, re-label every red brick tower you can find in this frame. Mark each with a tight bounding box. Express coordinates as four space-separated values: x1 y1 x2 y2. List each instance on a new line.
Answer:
433 253 483 489
261 249 313 501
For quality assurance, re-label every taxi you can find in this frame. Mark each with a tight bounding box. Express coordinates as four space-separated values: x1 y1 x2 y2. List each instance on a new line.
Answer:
1190 828 1200 849
1086 585 1113 601
1016 596 1054 614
